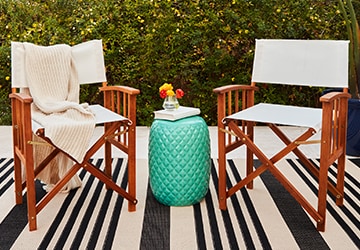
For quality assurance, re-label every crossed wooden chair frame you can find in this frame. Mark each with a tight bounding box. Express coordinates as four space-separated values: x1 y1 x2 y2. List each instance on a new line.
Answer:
10 83 139 231
214 83 349 232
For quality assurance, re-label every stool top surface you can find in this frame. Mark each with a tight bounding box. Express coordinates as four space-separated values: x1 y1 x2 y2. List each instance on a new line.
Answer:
153 115 204 125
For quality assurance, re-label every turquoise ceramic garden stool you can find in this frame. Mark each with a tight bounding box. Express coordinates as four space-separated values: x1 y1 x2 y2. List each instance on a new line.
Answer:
148 115 211 206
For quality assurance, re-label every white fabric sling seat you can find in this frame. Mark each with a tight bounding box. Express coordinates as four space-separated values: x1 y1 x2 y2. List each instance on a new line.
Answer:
31 104 129 134
226 103 323 132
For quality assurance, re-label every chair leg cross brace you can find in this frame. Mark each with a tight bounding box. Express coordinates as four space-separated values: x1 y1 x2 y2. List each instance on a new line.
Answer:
20 120 137 231
269 123 343 200
83 161 137 204
221 120 337 231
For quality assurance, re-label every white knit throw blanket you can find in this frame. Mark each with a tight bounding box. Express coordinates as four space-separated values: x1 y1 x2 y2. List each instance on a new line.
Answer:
24 43 96 163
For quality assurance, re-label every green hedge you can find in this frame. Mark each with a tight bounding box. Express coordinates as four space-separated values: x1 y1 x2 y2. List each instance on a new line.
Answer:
0 0 348 126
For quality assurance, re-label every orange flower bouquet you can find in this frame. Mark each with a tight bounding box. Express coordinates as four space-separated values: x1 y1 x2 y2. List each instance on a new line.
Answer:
159 83 184 110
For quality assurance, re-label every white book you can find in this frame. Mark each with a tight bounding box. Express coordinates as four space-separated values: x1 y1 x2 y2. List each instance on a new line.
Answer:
154 106 201 121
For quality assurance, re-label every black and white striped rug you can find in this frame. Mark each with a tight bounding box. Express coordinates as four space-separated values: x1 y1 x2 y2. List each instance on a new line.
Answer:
0 157 359 249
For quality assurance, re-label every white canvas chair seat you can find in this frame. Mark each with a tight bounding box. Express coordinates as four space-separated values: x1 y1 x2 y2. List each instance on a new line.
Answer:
31 104 130 134
10 40 139 231
225 103 323 132
214 39 350 232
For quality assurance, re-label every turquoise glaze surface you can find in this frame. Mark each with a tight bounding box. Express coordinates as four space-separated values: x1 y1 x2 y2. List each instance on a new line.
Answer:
148 116 210 206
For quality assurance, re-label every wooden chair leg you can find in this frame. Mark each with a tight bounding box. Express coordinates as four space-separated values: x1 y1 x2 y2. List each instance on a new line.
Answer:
14 156 23 205
127 126 136 212
246 121 254 189
316 159 329 232
218 126 227 210
104 130 112 190
335 154 346 206
127 156 136 212
25 157 37 231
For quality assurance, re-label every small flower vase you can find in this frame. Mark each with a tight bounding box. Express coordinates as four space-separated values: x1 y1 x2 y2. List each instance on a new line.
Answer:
162 96 179 111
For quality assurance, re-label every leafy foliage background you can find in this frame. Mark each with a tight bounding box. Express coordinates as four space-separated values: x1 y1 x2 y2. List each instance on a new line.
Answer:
0 0 349 126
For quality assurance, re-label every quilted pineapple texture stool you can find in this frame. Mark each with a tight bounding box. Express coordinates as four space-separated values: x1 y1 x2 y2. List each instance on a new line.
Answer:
148 115 211 206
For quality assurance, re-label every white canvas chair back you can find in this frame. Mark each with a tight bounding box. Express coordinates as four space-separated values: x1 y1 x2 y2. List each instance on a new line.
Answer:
252 39 349 88
11 39 107 88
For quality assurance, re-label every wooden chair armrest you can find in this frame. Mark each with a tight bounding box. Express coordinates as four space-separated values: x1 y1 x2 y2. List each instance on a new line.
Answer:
9 92 33 104
320 91 350 103
100 85 140 96
213 84 258 94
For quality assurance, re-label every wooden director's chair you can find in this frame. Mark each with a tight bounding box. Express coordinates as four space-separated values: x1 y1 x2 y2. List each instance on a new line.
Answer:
9 40 139 231
213 39 350 232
